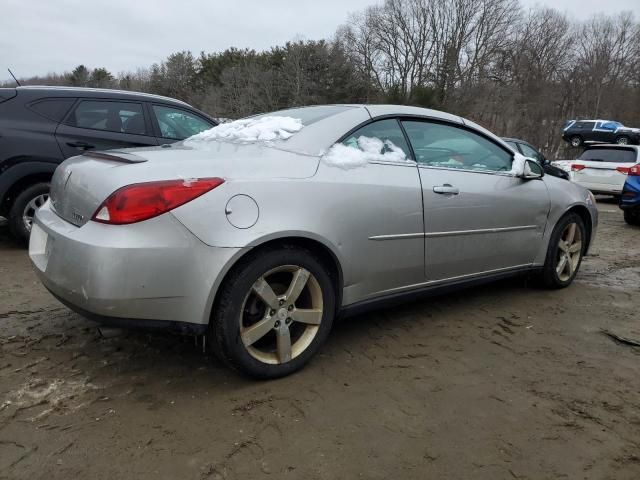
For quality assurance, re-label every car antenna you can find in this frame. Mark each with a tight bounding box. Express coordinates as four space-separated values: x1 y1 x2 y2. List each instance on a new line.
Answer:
7 68 21 86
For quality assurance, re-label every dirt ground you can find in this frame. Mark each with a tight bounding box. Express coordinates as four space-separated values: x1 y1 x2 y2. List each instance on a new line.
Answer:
1 199 639 480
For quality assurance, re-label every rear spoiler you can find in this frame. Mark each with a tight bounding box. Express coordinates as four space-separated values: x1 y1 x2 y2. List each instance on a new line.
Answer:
83 151 148 164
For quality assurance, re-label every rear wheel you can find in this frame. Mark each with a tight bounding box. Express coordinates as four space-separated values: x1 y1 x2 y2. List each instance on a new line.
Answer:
539 213 586 289
8 183 50 244
210 246 336 379
570 136 582 147
616 136 630 145
624 210 640 226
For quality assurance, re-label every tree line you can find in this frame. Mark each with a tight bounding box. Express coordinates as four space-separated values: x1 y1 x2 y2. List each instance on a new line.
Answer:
4 0 639 157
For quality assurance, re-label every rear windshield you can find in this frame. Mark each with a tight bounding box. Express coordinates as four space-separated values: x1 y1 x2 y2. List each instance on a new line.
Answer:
253 105 356 126
578 148 636 163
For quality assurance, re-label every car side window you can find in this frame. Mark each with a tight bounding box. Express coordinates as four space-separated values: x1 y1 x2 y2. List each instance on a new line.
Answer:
401 120 513 172
504 141 520 152
152 105 213 140
28 98 76 122
518 143 543 163
68 100 148 135
341 119 411 160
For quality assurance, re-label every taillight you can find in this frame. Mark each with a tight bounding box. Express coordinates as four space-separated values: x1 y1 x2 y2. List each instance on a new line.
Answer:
92 177 224 225
571 164 586 171
616 166 631 175
629 165 640 176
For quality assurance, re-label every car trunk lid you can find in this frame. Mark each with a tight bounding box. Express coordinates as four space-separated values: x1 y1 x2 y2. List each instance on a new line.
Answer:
49 142 319 227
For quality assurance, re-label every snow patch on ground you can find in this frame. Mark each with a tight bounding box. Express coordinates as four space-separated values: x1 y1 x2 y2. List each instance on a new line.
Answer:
184 116 303 146
322 136 409 169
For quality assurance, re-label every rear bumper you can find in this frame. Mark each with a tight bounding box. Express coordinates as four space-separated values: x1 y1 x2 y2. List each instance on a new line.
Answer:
572 180 622 195
29 202 243 328
619 181 640 210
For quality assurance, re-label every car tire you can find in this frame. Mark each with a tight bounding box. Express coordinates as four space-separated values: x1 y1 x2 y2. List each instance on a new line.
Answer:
569 136 582 148
210 245 336 379
8 183 50 244
539 213 586 289
623 210 640 226
615 136 630 145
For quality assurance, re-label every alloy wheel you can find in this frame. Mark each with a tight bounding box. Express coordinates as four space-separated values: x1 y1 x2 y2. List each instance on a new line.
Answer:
22 193 49 232
239 265 323 364
570 136 581 147
556 222 583 281
616 137 629 145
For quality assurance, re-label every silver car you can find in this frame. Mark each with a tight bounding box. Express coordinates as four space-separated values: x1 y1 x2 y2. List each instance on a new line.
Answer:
29 105 598 378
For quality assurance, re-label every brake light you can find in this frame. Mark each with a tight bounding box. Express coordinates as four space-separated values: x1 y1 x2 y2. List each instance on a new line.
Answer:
571 164 586 171
629 165 640 176
92 177 224 225
616 166 631 175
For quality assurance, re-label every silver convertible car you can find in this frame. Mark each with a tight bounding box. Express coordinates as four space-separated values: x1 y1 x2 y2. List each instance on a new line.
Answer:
29 105 598 378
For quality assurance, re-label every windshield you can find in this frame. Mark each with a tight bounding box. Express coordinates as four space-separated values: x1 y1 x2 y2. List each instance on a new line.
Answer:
578 148 636 163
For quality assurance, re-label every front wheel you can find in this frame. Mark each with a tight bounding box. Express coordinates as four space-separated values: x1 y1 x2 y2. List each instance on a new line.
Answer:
210 246 336 379
616 136 630 145
539 213 586 289
8 182 50 244
570 136 582 148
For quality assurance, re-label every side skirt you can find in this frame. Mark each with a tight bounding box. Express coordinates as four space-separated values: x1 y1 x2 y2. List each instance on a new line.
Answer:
339 266 542 319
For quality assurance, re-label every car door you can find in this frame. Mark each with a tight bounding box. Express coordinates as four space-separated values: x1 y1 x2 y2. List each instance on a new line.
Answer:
55 99 158 158
334 118 425 299
401 119 550 282
593 121 617 143
149 104 216 144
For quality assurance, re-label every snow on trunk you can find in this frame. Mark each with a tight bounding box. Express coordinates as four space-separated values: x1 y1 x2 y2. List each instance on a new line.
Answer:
322 136 409 169
184 116 303 146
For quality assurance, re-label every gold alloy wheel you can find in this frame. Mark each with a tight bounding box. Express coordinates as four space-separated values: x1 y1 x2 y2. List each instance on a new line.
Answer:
556 222 583 282
239 265 323 364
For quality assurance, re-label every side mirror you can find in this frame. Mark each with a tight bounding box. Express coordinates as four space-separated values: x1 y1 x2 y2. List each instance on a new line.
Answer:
522 159 544 179
512 154 543 179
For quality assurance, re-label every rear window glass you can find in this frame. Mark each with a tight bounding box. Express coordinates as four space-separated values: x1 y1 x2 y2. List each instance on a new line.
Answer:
579 148 636 163
28 98 76 122
253 106 356 126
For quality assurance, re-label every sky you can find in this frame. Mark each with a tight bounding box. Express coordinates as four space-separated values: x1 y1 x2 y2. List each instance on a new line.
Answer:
2 0 639 82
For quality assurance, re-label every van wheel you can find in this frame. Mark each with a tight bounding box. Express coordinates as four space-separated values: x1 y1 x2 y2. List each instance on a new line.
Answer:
539 213 586 289
8 183 50 244
210 245 336 379
570 136 582 147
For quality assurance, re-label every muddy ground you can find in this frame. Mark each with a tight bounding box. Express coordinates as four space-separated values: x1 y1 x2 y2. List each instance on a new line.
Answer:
1 199 639 480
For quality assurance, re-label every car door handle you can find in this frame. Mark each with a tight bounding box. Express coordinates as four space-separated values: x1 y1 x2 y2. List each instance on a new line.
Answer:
433 185 459 195
67 141 95 150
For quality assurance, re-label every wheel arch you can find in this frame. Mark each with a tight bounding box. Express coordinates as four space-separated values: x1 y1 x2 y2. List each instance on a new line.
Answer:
207 235 345 326
565 204 593 253
0 161 57 216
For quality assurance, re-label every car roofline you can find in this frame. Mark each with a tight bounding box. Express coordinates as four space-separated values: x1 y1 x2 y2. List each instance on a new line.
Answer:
16 86 193 108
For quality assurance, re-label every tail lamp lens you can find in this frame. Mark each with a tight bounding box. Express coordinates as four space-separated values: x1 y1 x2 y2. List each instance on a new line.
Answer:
571 164 586 171
92 177 224 225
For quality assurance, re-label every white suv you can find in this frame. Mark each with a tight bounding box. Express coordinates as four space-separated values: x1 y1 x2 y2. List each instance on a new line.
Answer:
570 145 640 196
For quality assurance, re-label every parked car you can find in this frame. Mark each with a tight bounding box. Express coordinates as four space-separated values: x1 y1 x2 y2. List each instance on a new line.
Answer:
29 105 598 378
0 86 217 242
570 145 640 196
502 137 569 180
619 163 640 225
562 120 640 147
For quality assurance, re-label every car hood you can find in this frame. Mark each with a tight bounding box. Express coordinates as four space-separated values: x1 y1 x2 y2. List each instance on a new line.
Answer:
49 142 319 227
